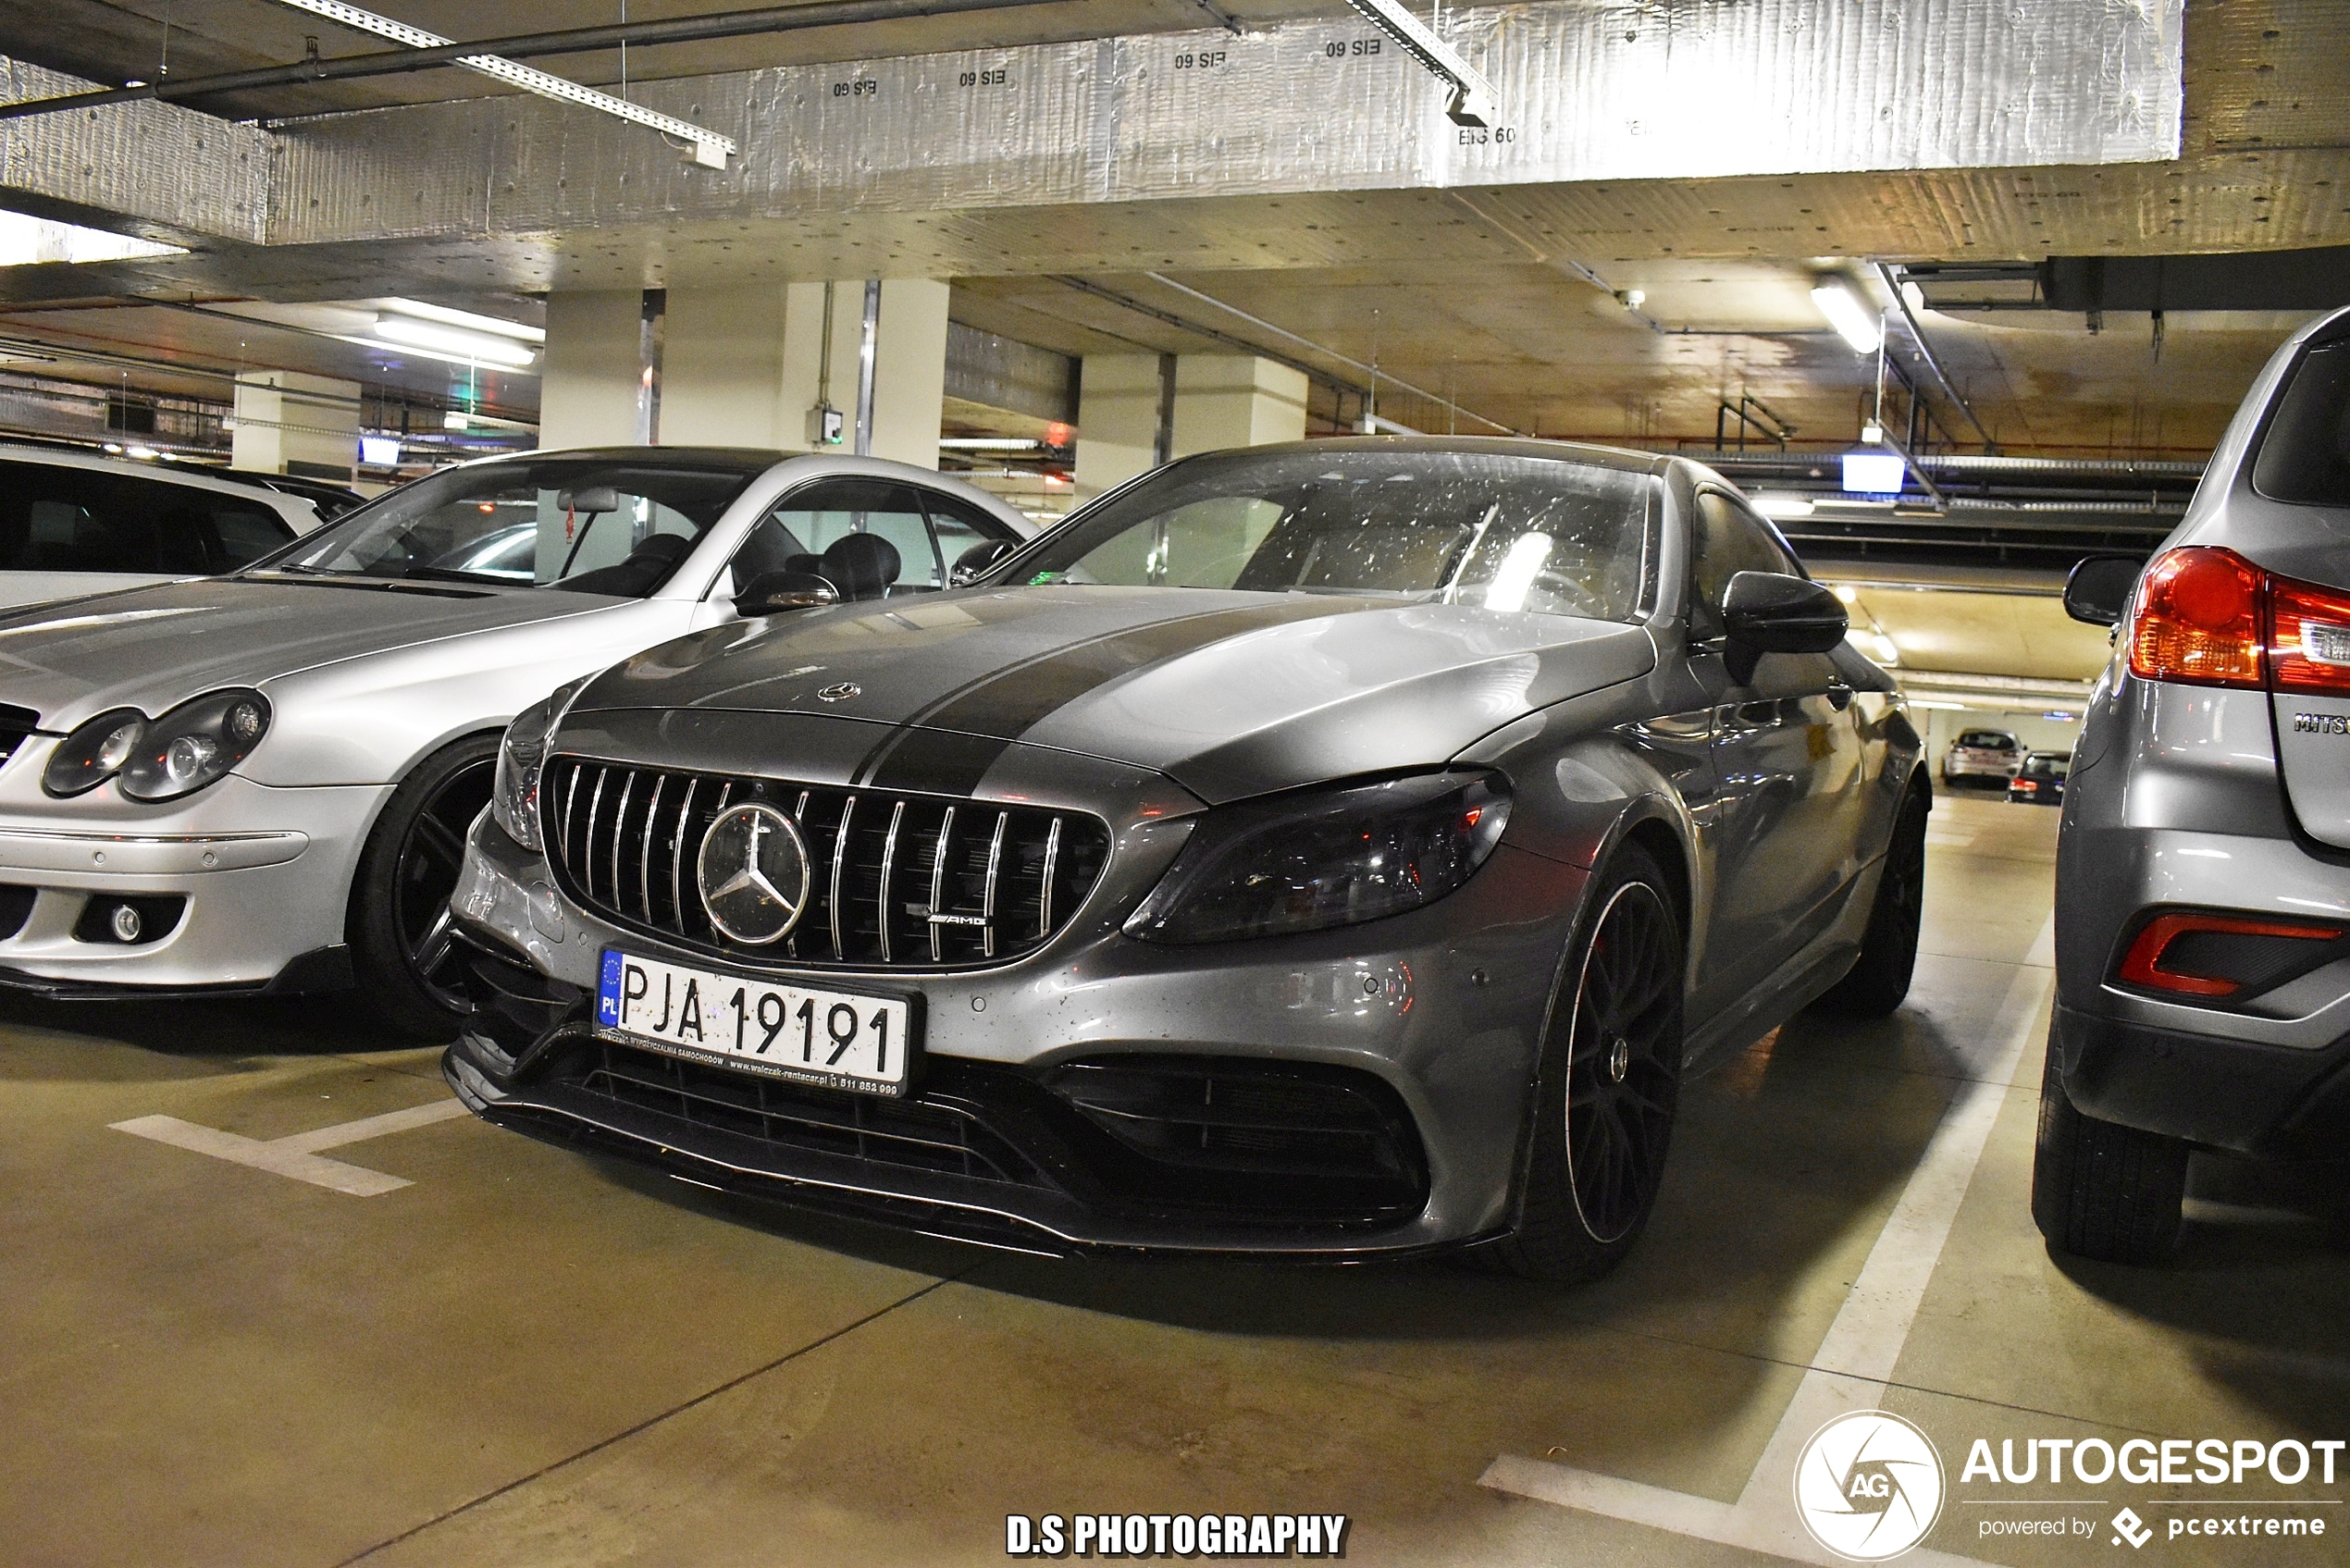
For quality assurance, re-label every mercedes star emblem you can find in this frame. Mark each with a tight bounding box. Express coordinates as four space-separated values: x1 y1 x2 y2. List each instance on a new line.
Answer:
818 682 860 703
695 802 812 945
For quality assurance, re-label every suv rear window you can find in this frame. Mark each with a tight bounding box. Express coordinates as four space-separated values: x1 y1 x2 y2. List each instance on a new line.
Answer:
0 460 294 575
1958 731 2016 749
2253 340 2350 505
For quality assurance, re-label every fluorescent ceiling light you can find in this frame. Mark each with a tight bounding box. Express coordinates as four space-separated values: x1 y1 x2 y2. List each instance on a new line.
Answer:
373 315 537 368
1811 281 1883 353
379 298 543 345
938 438 1043 451
1751 495 1816 519
263 0 736 164
0 210 183 268
359 435 402 466
1841 452 1908 495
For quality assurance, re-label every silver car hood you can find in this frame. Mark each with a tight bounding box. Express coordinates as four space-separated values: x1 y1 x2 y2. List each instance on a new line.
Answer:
0 578 614 728
575 586 1657 802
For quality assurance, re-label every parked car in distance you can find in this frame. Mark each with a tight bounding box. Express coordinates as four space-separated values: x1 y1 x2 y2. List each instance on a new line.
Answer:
0 446 1032 1034
2037 301 2350 1265
2007 750 2070 806
446 438 1930 1280
1942 727 2022 785
0 443 328 609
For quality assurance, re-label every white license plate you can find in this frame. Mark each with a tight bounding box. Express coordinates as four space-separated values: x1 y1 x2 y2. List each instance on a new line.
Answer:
595 949 914 1095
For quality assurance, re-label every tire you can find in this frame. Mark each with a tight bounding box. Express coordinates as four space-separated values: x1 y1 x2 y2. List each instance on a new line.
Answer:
1479 846 1686 1283
350 732 500 1039
1814 780 1929 1019
2030 1045 2189 1265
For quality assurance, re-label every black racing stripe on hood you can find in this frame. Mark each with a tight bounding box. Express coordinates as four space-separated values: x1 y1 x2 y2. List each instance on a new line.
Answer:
891 597 1367 745
856 726 1017 796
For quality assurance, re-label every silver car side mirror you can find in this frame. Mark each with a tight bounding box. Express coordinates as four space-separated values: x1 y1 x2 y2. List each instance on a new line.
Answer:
735 570 839 616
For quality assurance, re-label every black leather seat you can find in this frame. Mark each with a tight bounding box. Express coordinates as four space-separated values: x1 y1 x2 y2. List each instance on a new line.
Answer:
819 533 901 601
562 532 690 598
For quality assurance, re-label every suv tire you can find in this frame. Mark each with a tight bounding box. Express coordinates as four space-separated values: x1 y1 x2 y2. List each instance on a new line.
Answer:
2030 1046 2190 1265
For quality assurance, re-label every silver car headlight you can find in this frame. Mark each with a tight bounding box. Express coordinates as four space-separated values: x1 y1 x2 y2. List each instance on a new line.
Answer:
68 690 271 804
1125 771 1511 945
493 677 590 852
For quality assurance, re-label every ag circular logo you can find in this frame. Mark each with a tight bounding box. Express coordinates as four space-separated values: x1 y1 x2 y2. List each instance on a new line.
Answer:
695 803 811 945
1793 1411 1946 1562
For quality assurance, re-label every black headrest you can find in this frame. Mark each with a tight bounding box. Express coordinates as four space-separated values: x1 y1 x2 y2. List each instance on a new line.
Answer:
630 532 691 566
820 532 901 599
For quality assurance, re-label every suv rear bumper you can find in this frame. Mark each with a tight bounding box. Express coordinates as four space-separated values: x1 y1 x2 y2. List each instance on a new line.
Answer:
2051 1000 2350 1156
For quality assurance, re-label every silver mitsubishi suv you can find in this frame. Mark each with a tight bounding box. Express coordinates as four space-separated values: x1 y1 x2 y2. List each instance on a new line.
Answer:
2040 302 2350 1264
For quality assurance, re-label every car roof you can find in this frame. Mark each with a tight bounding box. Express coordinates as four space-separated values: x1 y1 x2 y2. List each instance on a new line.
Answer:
0 441 317 501
1168 434 1670 475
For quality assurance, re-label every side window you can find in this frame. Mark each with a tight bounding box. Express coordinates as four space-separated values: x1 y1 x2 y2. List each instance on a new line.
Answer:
205 503 294 569
919 491 1024 582
764 479 938 592
1689 489 1802 637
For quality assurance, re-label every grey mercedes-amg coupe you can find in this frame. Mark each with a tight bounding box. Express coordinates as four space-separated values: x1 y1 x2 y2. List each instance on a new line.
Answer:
445 438 1930 1278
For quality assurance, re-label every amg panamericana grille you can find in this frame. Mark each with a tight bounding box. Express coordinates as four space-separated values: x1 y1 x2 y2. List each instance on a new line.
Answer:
540 756 1109 969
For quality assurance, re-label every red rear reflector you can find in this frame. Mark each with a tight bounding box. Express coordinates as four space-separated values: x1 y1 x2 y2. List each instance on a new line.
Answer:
2117 911 2341 997
2128 547 2265 689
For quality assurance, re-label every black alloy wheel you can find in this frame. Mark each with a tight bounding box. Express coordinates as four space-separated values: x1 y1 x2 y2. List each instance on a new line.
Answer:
1478 845 1686 1282
1562 880 1683 1244
351 732 501 1037
1815 781 1929 1018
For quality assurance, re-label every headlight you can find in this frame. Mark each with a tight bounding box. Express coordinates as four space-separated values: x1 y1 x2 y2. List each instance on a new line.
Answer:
1125 771 1511 945
43 708 148 797
494 677 589 852
117 690 270 802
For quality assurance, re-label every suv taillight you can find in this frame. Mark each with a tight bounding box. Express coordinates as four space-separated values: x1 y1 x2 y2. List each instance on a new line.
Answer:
2126 546 2350 697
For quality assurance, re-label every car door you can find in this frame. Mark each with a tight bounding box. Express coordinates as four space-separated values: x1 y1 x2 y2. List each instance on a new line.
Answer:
1686 488 1870 1011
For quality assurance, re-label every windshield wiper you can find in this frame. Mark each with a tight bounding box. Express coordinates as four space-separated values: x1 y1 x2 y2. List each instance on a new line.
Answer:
402 564 518 586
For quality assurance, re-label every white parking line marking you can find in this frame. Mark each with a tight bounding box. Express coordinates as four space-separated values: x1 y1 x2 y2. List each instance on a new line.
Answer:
1482 917 2059 1566
110 1099 470 1197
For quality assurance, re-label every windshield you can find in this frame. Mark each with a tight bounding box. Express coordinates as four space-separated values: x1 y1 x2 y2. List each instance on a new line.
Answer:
2022 754 2072 777
1010 448 1657 622
260 455 770 594
1958 731 2016 749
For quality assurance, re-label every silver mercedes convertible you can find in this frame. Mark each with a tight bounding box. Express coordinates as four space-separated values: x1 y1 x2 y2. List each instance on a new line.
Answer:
0 447 1029 1032
445 438 1928 1277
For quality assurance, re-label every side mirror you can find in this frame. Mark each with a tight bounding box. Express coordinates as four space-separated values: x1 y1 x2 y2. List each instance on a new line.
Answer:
1720 570 1847 685
735 570 839 616
2064 554 2142 627
950 538 1020 586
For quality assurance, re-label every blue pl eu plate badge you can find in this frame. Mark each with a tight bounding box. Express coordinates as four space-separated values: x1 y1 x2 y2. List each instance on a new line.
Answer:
598 950 624 1028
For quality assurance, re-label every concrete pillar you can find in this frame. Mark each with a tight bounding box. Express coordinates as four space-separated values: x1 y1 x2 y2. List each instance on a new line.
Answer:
1073 354 1165 500
1075 352 1308 499
867 278 949 470
539 290 647 449
229 370 359 481
1172 354 1308 452
653 278 947 465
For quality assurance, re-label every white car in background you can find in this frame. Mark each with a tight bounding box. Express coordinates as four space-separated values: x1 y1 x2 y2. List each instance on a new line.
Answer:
0 446 1033 1034
1940 726 2024 785
0 443 334 610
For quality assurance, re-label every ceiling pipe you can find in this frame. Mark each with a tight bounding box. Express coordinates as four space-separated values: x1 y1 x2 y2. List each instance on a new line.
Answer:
0 0 1081 122
1874 262 2000 453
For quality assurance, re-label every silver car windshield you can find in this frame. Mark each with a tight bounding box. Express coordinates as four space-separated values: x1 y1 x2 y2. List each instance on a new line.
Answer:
257 455 769 595
1018 450 1656 622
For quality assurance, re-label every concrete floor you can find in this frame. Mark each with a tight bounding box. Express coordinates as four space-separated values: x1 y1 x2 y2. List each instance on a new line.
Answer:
3 793 2344 1567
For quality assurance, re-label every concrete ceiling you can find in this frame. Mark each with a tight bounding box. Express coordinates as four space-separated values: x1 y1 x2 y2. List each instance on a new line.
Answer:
0 0 2344 459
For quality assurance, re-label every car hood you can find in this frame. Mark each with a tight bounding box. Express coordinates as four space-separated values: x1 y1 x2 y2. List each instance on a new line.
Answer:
0 577 613 728
575 586 1656 802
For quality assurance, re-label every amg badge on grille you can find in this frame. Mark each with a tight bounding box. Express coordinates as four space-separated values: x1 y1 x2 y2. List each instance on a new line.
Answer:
696 803 812 945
